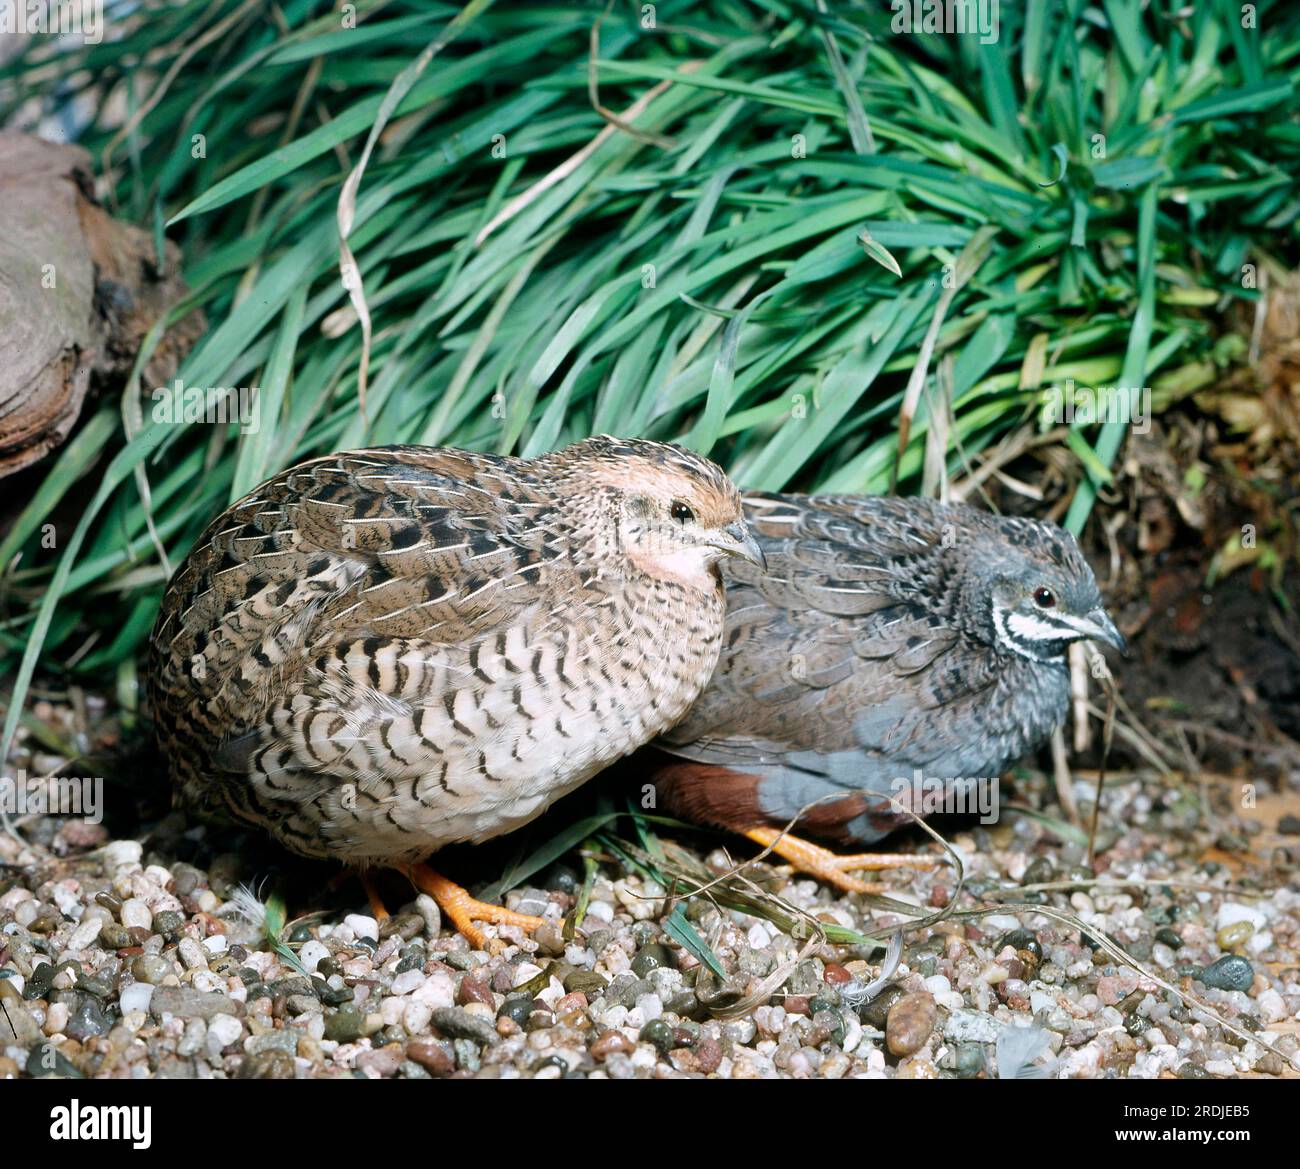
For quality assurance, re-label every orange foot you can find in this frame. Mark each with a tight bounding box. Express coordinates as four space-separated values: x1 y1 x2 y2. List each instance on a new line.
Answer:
356 870 394 925
742 826 937 895
405 863 545 950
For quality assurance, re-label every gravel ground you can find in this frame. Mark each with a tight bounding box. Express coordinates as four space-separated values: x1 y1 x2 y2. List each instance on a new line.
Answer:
2 722 1299 1079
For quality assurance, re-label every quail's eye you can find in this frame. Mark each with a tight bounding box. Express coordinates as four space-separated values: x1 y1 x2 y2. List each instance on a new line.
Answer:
670 500 695 524
1033 587 1057 609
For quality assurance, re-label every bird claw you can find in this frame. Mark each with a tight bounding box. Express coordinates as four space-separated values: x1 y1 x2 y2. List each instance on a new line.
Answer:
406 863 545 949
742 827 935 894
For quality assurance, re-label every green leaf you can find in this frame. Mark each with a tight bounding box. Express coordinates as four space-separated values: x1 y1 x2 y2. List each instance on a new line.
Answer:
663 905 727 978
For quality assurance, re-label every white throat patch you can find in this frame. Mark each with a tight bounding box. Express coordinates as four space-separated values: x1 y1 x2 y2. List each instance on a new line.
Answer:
629 544 719 591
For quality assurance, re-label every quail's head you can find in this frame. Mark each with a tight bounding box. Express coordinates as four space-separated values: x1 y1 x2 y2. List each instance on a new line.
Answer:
548 436 765 587
964 515 1125 661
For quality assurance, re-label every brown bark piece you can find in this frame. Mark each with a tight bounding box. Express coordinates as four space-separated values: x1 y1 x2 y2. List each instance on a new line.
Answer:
0 131 203 476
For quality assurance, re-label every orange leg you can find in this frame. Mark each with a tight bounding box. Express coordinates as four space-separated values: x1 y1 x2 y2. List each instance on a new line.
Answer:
357 871 392 924
406 862 545 950
743 827 936 894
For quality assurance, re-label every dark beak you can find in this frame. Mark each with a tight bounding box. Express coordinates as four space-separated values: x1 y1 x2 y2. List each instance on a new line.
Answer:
1082 607 1127 654
715 520 767 572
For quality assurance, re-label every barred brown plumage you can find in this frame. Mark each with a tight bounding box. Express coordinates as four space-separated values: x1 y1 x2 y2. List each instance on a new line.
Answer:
147 436 762 943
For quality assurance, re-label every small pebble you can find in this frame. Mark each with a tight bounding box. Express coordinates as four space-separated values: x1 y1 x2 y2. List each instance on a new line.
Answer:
344 914 379 942
886 991 937 1056
630 944 674 978
406 1040 454 1076
1216 921 1253 951
120 898 153 931
431 1006 499 1046
1198 955 1254 992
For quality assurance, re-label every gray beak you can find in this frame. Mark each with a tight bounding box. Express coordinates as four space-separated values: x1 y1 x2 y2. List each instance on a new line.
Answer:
1081 607 1127 654
716 520 767 572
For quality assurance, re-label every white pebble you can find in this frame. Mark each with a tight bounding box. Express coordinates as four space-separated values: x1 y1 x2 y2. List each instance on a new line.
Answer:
403 1000 432 1036
602 1005 629 1029
1063 1043 1103 1077
43 1002 70 1036
1247 930 1273 956
344 914 379 941
1217 902 1267 932
120 983 155 1014
191 970 225 993
206 1013 243 1053
536 981 565 1010
0 887 33 911
614 880 663 921
414 893 440 937
924 974 951 996
584 900 614 924
635 993 663 1023
1256 988 1287 1023
177 938 207 969
299 941 329 973
841 1013 864 1054
66 919 102 953
51 884 82 915
747 923 771 948
241 950 276 978
649 968 683 1000
101 840 143 872
144 864 174 888
410 972 455 1009
391 969 425 996
202 934 228 955
512 963 545 988
630 1043 658 1069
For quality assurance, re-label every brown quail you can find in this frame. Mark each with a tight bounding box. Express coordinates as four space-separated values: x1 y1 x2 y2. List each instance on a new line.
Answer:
650 493 1125 891
148 437 763 942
